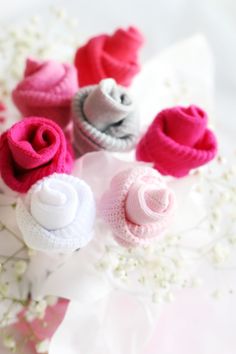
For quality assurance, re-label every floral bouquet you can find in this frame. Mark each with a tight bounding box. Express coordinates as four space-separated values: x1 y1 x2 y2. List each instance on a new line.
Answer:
0 8 235 354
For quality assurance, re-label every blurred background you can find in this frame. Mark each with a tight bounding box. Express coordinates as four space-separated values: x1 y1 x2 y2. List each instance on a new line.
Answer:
1 0 235 138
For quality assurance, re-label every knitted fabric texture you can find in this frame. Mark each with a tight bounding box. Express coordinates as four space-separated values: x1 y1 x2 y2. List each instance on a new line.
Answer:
74 26 144 87
0 117 73 193
136 105 218 177
72 78 139 157
16 173 96 252
12 58 78 129
99 166 175 247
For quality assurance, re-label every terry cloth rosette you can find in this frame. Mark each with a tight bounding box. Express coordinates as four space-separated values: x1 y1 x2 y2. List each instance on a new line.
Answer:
0 117 73 193
72 78 139 157
74 26 144 87
12 58 78 129
16 173 96 252
136 105 218 177
99 166 175 247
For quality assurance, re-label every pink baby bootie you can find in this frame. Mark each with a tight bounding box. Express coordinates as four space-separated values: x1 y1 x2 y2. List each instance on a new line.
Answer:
99 166 175 247
12 58 78 129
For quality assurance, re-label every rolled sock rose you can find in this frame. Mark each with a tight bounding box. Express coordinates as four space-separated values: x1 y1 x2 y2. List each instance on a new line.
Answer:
12 58 78 129
99 167 175 247
74 26 144 87
16 173 96 252
72 78 139 157
0 117 73 193
136 105 218 177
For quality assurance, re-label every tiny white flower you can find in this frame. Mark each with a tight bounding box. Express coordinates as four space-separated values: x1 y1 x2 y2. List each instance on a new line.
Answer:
46 295 58 306
173 256 185 269
212 243 230 264
113 267 127 281
26 299 48 320
27 248 37 257
34 299 47 318
229 235 236 245
212 289 223 300
165 291 175 303
3 335 16 351
152 292 163 304
0 282 9 297
36 339 50 353
14 260 27 276
30 15 40 24
24 310 36 322
190 277 203 288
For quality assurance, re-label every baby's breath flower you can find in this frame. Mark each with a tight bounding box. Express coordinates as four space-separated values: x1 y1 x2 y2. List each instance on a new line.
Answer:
212 289 223 300
36 339 50 353
14 260 27 276
229 235 236 245
212 243 230 265
3 335 16 351
165 291 175 303
25 299 47 321
27 248 37 257
46 295 58 306
0 282 9 297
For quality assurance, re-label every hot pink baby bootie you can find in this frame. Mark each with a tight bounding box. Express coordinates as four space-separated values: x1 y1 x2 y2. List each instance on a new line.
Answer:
74 26 144 87
99 166 175 247
12 58 78 129
0 117 73 193
136 105 218 177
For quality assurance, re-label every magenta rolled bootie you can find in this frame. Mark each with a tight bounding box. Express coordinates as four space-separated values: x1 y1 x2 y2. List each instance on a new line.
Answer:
72 78 140 157
0 117 73 193
136 105 218 177
74 26 144 87
12 58 79 129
